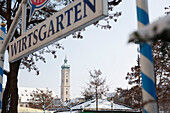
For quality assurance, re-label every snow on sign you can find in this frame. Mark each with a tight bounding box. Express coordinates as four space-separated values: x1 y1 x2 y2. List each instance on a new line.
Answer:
9 0 108 63
28 0 50 21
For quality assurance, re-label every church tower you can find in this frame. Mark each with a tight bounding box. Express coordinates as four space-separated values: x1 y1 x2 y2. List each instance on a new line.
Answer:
61 57 70 102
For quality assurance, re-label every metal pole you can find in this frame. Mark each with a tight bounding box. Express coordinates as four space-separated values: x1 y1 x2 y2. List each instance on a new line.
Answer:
136 0 158 113
43 104 45 113
67 0 70 5
22 0 27 34
70 104 72 113
0 22 6 112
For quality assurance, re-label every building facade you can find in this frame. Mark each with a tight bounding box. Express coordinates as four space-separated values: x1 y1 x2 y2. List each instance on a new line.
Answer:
61 57 70 102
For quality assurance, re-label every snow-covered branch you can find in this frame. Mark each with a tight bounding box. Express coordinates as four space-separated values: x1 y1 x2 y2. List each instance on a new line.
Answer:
129 15 170 43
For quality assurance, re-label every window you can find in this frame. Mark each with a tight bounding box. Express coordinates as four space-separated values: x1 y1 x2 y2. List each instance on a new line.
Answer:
66 91 68 94
66 79 68 83
66 73 68 77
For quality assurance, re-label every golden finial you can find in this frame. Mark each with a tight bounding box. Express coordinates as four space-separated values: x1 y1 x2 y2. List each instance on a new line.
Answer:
1 22 6 27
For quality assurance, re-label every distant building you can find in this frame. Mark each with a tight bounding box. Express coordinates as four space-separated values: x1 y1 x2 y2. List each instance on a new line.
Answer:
61 57 70 102
69 97 85 104
18 87 35 108
106 92 119 102
53 98 62 107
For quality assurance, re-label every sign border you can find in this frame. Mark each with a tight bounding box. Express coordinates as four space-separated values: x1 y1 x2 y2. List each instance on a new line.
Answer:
9 0 108 63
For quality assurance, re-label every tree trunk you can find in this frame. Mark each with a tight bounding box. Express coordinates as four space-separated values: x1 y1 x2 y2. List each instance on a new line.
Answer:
10 61 21 113
2 60 21 113
2 74 11 113
1 0 22 112
1 0 12 113
96 87 98 111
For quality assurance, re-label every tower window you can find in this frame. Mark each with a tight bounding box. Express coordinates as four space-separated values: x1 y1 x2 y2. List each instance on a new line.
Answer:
66 79 68 83
66 91 68 94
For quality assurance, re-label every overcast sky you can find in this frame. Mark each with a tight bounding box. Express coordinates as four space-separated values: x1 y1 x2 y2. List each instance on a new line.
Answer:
3 0 170 98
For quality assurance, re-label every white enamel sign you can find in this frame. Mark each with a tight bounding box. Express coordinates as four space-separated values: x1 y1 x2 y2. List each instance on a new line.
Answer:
9 0 108 62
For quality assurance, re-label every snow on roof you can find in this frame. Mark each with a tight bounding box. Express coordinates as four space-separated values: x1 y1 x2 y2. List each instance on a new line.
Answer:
18 87 57 103
106 92 117 98
71 99 131 110
71 99 94 109
69 97 85 103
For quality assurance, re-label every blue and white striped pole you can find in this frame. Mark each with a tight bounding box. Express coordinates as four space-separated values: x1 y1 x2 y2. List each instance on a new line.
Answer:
136 0 158 113
0 22 6 112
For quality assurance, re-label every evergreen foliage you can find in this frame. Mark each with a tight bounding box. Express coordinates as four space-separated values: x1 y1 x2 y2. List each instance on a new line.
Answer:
116 40 169 112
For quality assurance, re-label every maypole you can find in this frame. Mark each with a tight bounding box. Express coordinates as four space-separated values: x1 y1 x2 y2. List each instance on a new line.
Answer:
136 0 158 112
0 22 6 112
